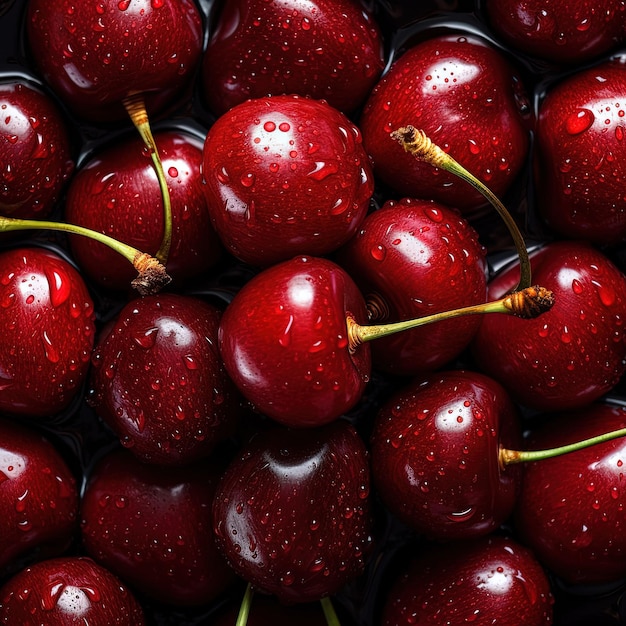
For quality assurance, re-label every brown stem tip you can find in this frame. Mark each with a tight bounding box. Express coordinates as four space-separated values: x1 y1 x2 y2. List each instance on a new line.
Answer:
502 285 554 319
390 125 448 169
131 252 172 296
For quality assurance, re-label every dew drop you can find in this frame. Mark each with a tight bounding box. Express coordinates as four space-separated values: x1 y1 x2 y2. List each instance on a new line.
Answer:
132 326 159 349
263 121 276 132
566 109 595 135
370 244 386 261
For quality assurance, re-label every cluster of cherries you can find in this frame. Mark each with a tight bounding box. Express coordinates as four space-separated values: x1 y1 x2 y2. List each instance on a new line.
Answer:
2 0 626 624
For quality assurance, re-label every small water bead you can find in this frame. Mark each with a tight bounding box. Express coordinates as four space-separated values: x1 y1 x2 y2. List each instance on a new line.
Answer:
566 108 595 135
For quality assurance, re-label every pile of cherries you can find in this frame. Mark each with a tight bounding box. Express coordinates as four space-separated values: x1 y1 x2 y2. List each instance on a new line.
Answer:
2 0 626 624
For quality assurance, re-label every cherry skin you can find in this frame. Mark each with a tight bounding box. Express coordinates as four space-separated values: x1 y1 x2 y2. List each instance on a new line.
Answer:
26 0 203 122
88 293 240 466
0 556 146 624
80 448 235 607
202 94 374 267
0 246 95 417
514 402 626 586
359 33 531 215
202 0 384 116
0 79 74 220
370 369 523 541
65 128 221 291
472 241 626 411
381 535 554 625
218 255 371 427
336 197 487 376
535 59 626 245
0 417 78 576
212 420 373 604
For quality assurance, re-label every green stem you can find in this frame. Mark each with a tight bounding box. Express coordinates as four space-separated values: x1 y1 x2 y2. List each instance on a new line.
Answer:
235 584 254 626
123 94 172 265
320 597 341 626
501 427 626 466
390 125 532 291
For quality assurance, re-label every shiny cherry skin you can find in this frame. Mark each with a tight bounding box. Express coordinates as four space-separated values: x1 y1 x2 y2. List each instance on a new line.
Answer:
218 255 371 427
381 535 553 625
370 370 523 541
0 79 74 220
0 417 78 576
212 420 373 604
202 94 374 267
359 33 531 215
65 128 221 291
472 241 626 411
515 402 626 586
26 0 203 122
0 247 95 417
337 197 487 376
88 293 240 466
0 556 145 624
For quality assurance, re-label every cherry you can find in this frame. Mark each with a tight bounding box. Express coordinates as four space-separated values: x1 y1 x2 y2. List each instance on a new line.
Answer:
88 293 240 466
535 59 626 245
0 246 95 417
0 78 74 220
212 419 373 604
0 556 146 624
472 241 626 411
65 128 221 291
0 417 78 576
381 534 554 625
201 0 384 116
202 94 374 267
359 33 531 215
80 448 235 606
337 197 487 376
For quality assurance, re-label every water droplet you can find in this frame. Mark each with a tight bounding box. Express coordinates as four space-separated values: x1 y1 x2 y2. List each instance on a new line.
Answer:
446 507 475 522
370 244 385 261
241 172 255 187
566 109 595 135
308 161 339 181
572 278 584 294
468 139 480 154
41 331 60 363
132 326 159 349
263 121 276 132
279 122 290 132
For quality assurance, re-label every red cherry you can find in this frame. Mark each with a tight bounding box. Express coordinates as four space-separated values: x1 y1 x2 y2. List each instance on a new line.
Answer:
65 128 221 291
0 79 74 220
212 420 373 603
0 556 145 624
201 0 384 116
360 33 531 215
0 417 78 575
381 535 554 625
80 448 235 606
370 370 522 541
472 241 626 411
202 94 374 267
337 197 487 376
88 293 240 465
0 247 95 417
218 255 371 427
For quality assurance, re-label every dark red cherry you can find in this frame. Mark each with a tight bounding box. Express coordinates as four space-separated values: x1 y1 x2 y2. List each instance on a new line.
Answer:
0 247 95 417
535 59 626 244
515 402 626 586
212 420 373 604
472 241 626 411
336 197 487 376
26 0 203 122
218 255 371 427
0 79 74 220
202 94 374 267
0 556 145 624
88 293 240 466
0 417 78 575
381 535 554 625
80 448 235 606
370 370 522 541
65 128 221 291
359 33 531 215
202 0 384 116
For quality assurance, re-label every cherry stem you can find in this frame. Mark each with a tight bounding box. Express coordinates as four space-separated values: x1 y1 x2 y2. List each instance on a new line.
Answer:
320 597 342 626
500 426 626 466
235 583 254 626
390 125 532 292
348 285 554 353
123 93 172 266
0 215 171 295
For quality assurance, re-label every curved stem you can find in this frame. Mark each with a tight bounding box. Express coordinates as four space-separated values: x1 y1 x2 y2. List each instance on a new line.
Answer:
390 125 531 291
235 584 254 626
123 94 172 265
320 597 341 626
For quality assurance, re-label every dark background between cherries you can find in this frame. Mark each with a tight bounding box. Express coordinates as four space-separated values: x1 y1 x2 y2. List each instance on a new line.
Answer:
2 0 626 624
